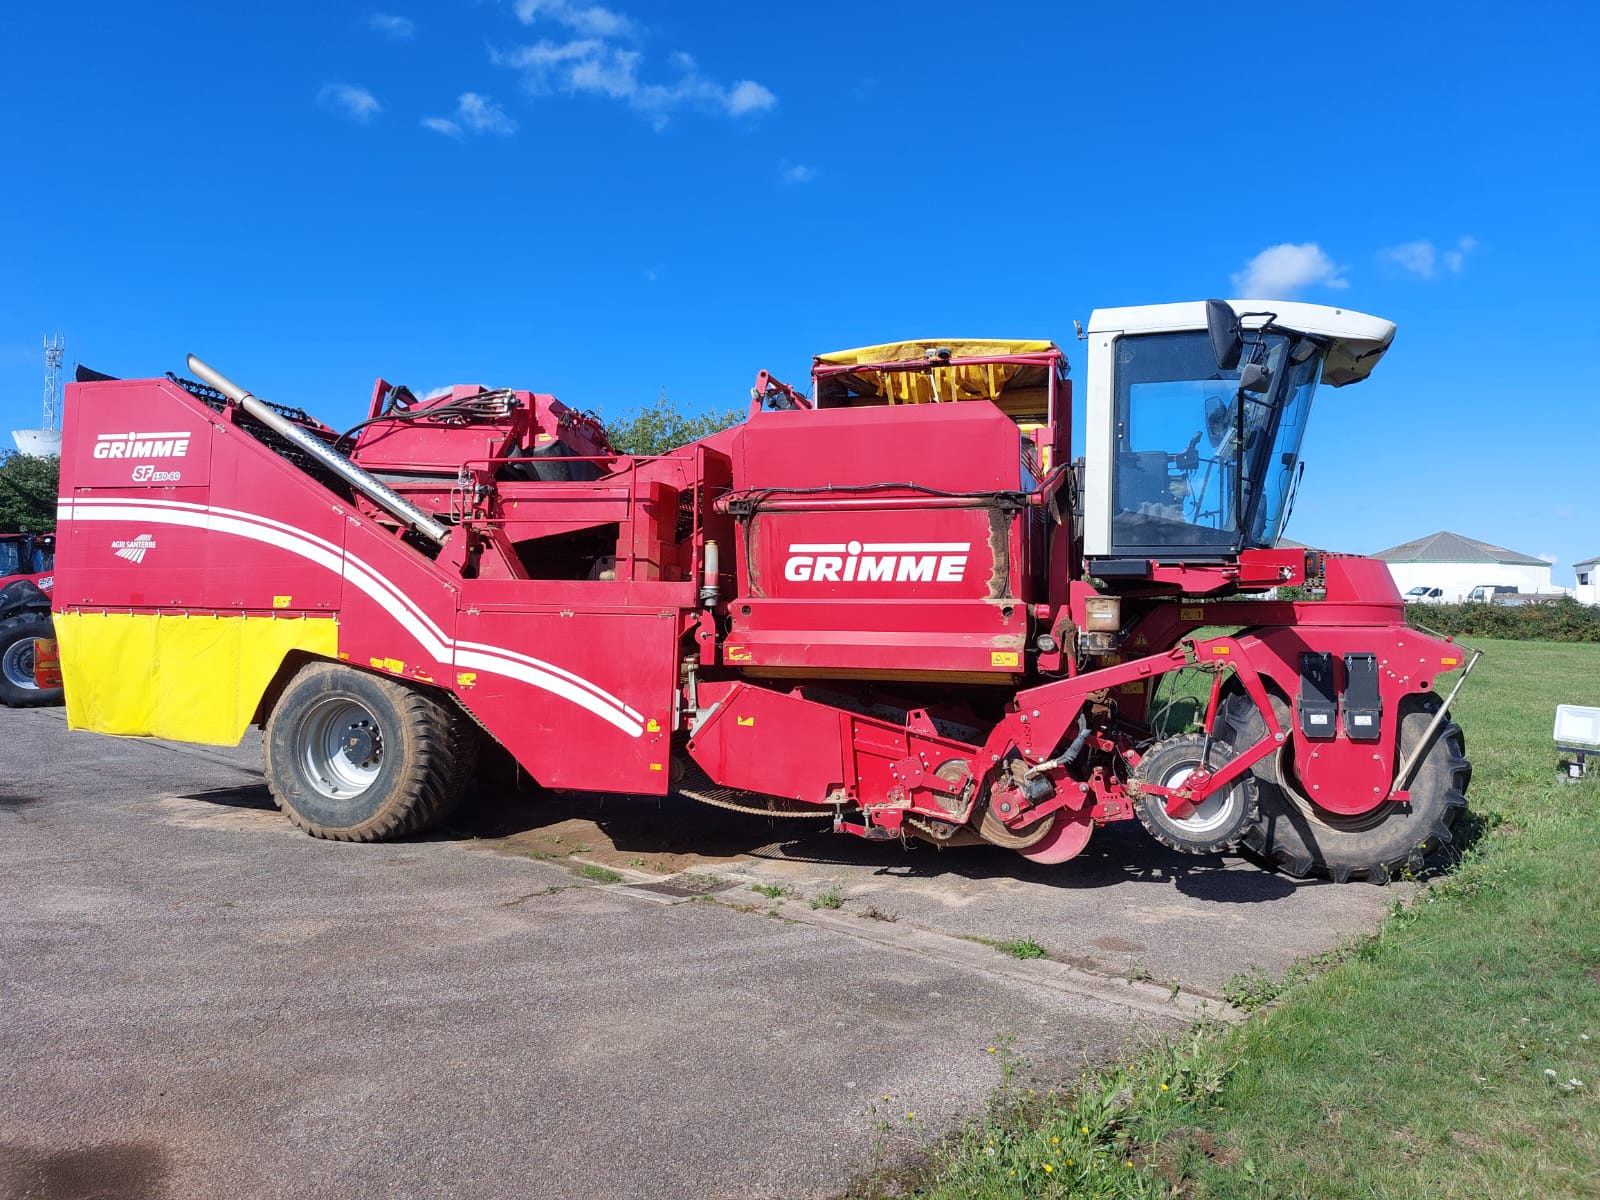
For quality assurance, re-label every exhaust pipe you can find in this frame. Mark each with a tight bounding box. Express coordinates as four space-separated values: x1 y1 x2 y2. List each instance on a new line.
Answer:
186 355 451 546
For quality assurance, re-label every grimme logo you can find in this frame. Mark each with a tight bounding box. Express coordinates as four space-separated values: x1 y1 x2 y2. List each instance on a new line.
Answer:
783 540 970 583
93 431 191 459
112 533 158 564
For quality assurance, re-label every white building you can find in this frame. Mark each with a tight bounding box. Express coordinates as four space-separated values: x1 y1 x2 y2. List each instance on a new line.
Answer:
1373 531 1552 603
1576 555 1600 606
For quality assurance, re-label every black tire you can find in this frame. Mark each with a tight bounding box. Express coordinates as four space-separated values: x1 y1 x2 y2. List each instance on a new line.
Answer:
1221 690 1471 883
0 612 63 708
1131 734 1258 854
264 661 477 841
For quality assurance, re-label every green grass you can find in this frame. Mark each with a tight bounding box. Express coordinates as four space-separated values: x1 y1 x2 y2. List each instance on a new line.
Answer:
961 935 1050 961
811 884 844 910
578 864 622 883
878 639 1600 1200
751 882 797 900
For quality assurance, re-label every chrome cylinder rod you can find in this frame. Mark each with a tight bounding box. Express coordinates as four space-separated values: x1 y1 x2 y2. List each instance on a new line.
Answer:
186 355 450 546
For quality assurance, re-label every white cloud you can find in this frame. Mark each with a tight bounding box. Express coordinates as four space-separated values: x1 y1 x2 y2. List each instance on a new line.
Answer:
368 12 415 40
1380 235 1477 279
318 84 382 123
1231 242 1348 297
1442 235 1477 274
496 5 775 128
780 162 817 185
1539 552 1558 564
514 0 635 38
1382 240 1437 278
421 116 464 139
457 93 518 135
726 80 776 116
422 93 518 138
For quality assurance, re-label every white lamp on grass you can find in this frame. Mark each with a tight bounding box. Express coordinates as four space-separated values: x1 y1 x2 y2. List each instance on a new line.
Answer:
1554 704 1600 779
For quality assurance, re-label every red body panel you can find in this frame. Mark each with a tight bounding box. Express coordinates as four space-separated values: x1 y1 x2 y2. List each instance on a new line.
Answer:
56 378 679 796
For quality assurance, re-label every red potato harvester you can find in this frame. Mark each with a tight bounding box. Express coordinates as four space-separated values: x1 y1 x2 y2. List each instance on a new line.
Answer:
50 300 1474 882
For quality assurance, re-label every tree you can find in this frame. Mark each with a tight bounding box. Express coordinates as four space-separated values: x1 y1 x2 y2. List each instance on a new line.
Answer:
0 452 59 533
602 388 744 457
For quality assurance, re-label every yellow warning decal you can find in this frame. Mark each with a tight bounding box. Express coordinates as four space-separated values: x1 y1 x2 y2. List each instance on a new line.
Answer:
646 717 661 733
991 651 1020 668
272 595 292 609
1441 657 1459 666
369 656 405 673
1212 645 1230 656
456 672 478 688
649 762 663 772
737 715 755 727
725 646 752 663
1116 681 1146 695
1180 606 1204 621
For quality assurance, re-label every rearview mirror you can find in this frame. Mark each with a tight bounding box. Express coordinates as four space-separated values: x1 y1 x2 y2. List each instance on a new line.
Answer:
1238 362 1272 394
1206 299 1243 371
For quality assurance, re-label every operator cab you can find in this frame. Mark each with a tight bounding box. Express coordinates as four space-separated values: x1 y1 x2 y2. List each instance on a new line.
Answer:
1081 300 1394 569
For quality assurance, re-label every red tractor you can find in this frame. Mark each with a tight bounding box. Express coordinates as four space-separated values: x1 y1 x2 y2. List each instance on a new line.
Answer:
49 300 1472 881
0 531 60 707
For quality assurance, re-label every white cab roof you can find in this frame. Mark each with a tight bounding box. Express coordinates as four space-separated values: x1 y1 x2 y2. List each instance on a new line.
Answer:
1087 300 1396 387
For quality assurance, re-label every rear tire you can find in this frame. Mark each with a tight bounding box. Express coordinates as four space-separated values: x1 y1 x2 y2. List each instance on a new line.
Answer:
0 612 63 707
264 661 477 841
1222 690 1470 883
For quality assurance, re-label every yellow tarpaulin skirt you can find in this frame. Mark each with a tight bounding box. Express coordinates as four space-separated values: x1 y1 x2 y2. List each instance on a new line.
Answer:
55 611 338 745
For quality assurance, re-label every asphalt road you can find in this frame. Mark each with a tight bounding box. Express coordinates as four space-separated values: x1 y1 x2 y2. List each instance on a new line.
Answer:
0 707 1399 1200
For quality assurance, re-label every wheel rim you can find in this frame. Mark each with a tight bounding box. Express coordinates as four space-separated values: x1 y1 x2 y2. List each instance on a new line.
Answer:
2 637 38 690
1158 762 1240 836
297 696 384 800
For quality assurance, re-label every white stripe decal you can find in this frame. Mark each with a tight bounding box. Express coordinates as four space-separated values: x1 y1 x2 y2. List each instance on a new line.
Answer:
862 542 971 552
60 500 644 737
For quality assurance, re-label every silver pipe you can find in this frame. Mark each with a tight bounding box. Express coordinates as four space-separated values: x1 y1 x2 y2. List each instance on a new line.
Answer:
1393 648 1482 792
186 355 451 546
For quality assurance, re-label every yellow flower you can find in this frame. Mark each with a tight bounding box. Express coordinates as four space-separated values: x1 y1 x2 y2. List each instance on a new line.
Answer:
906 1112 916 1121
1160 1083 1169 1091
986 1046 996 1054
1081 1125 1089 1134
1067 1159 1074 1166
1051 1137 1060 1144
1126 1160 1134 1168
1043 1164 1053 1173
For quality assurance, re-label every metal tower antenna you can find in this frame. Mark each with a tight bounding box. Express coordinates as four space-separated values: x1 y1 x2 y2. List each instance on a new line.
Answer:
42 334 64 432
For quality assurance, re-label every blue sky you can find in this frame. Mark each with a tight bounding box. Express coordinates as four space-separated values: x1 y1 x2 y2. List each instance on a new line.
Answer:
2 1 1595 578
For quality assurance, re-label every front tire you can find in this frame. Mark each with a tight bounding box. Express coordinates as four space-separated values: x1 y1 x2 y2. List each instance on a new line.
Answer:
265 662 477 841
1222 690 1470 883
1131 734 1258 855
0 612 63 708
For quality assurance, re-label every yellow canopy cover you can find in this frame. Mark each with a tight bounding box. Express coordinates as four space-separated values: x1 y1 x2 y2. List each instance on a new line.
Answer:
813 339 1061 414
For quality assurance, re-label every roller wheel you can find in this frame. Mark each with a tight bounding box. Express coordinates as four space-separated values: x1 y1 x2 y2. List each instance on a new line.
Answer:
265 662 477 841
0 612 63 707
1131 734 1258 855
1221 690 1470 883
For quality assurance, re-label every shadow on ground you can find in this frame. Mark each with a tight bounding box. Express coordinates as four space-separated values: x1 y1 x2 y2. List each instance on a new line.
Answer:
172 775 1318 902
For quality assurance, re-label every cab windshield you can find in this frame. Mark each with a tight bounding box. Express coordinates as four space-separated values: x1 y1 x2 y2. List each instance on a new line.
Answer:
1110 330 1320 555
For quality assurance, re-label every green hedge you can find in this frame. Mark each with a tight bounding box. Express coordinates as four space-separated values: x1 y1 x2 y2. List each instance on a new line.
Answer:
1408 596 1600 642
